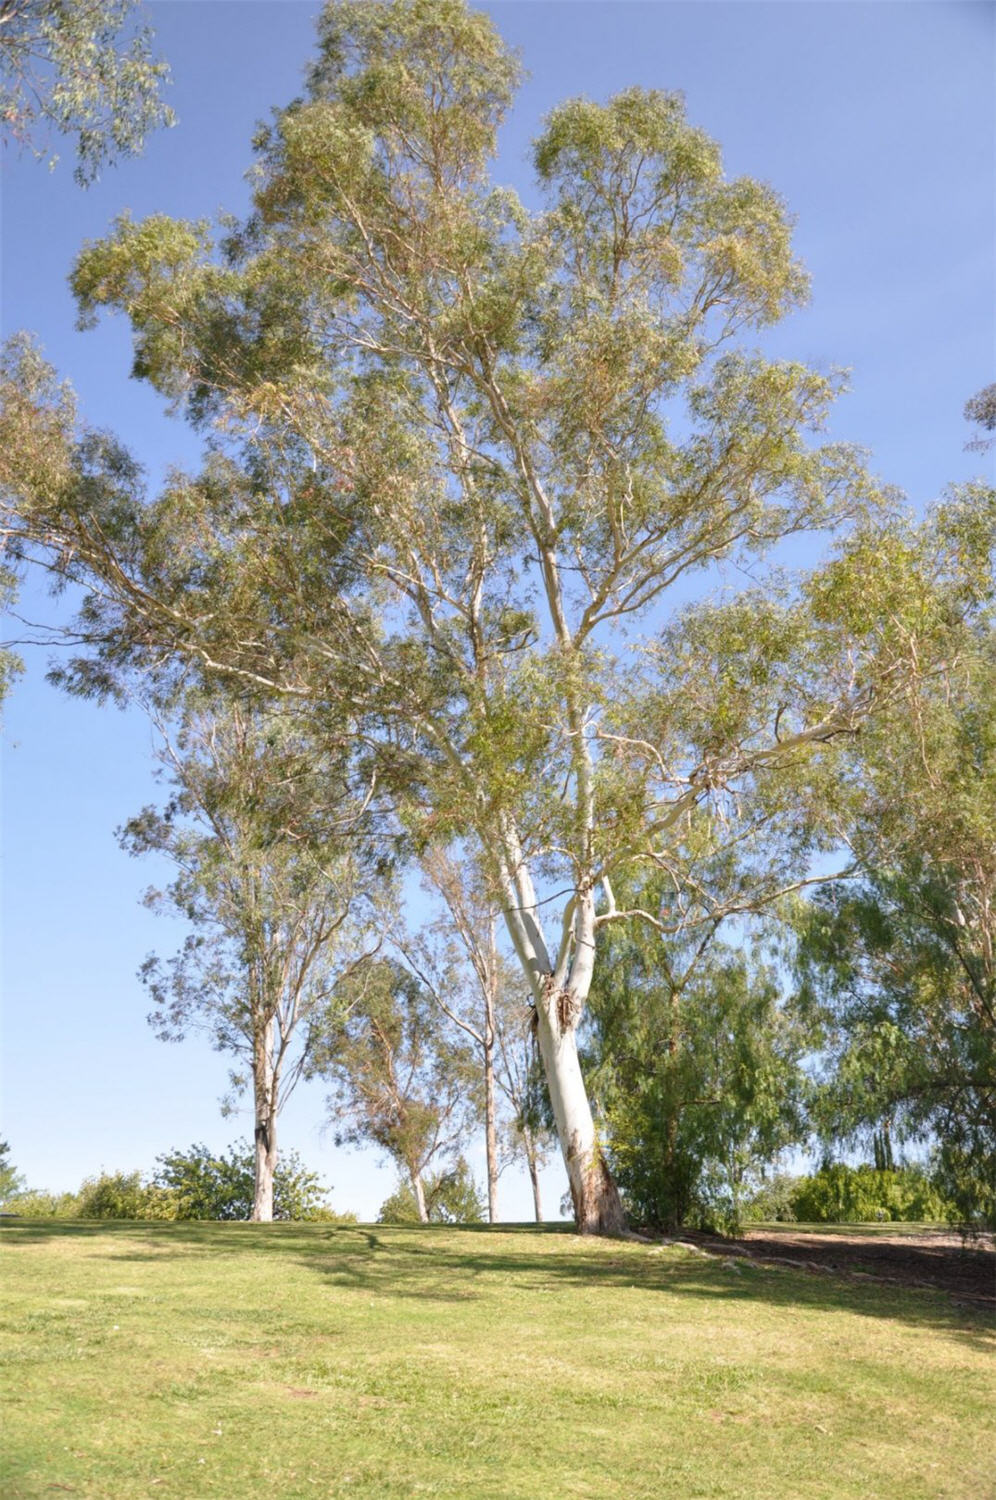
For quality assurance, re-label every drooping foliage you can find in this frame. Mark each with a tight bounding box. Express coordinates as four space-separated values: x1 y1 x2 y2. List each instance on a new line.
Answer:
0 0 173 183
311 955 482 1221
586 881 809 1233
795 491 996 1226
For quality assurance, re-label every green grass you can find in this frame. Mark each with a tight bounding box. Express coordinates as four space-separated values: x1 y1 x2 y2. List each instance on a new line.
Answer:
1 1220 992 1499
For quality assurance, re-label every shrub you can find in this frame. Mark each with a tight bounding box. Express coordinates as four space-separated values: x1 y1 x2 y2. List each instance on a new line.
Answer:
295 1205 357 1224
3 1188 80 1217
76 1170 151 1220
789 1164 951 1224
152 1142 332 1220
1 1143 338 1221
742 1172 800 1224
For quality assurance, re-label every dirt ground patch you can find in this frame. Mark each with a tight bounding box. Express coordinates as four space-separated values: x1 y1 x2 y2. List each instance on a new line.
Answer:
682 1226 995 1313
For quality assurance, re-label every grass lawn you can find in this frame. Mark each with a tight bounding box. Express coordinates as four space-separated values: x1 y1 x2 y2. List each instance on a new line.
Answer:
1 1219 992 1499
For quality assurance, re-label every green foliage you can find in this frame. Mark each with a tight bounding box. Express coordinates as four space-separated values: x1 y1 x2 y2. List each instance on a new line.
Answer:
3 1149 344 1222
3 1169 166 1220
964 383 996 453
375 1183 424 1224
4 0 983 1230
2 1188 81 1217
741 1171 799 1224
76 1169 153 1220
151 1142 332 1221
0 1140 25 1204
377 1159 485 1224
793 563 996 1228
117 691 374 1221
312 956 482 1198
586 886 809 1234
0 0 174 184
786 1165 951 1226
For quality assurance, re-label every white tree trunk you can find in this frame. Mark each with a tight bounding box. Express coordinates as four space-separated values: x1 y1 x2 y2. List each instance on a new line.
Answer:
533 995 626 1234
496 828 626 1235
411 1172 429 1223
251 1017 277 1223
252 1124 277 1223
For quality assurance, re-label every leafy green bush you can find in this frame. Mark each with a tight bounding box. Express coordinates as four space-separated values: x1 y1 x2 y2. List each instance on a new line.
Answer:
929 1136 996 1232
295 1204 357 1223
3 1188 81 1217
152 1143 332 1220
788 1164 950 1224
76 1170 153 1219
585 905 809 1235
3 1143 340 1222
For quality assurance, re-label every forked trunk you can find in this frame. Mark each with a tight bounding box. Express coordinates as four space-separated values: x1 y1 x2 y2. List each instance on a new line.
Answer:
534 996 627 1236
497 828 626 1235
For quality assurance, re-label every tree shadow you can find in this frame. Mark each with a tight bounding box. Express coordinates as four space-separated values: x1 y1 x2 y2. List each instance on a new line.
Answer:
303 1224 996 1346
3 1218 992 1351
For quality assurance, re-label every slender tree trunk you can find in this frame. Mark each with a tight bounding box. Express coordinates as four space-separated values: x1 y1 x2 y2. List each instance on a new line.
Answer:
524 1128 543 1222
411 1171 429 1223
483 987 499 1224
665 986 679 1178
251 1016 277 1222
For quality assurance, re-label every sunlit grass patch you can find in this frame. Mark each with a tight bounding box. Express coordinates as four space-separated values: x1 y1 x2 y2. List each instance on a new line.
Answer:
1 1220 992 1499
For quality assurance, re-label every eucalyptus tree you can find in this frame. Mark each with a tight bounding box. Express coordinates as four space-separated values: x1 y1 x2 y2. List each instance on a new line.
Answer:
123 692 376 1221
0 1 965 1230
312 954 481 1222
0 0 173 182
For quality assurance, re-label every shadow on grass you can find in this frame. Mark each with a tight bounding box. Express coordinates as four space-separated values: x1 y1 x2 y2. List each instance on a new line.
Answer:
3 1217 992 1351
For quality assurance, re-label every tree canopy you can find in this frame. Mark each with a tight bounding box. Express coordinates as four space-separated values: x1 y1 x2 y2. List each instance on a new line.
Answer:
794 497 996 1225
0 0 173 183
2 0 992 1230
121 690 377 1220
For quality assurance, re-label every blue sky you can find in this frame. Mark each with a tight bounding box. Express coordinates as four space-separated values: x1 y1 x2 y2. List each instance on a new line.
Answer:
2 1 994 1217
